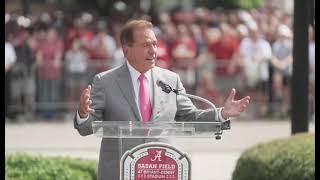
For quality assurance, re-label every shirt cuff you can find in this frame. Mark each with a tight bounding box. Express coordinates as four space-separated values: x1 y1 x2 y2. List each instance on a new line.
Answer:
218 107 228 122
77 110 89 124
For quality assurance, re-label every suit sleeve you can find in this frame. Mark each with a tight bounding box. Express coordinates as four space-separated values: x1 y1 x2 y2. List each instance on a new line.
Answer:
174 75 220 122
74 74 106 136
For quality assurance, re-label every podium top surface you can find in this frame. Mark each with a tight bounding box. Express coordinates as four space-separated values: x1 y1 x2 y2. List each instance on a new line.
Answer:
92 121 230 138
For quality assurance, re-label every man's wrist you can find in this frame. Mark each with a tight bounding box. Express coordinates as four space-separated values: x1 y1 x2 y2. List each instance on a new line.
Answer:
78 111 88 118
76 110 89 125
221 107 229 120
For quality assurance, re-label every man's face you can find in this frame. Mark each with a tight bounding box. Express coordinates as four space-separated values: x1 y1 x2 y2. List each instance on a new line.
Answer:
124 27 158 73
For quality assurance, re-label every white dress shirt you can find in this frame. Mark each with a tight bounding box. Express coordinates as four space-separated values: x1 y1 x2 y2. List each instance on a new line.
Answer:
126 60 154 119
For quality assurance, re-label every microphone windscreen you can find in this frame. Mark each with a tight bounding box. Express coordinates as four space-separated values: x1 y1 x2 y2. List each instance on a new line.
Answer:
156 80 171 94
156 80 164 87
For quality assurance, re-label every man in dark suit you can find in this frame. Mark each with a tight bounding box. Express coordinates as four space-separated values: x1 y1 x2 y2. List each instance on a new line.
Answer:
74 19 250 180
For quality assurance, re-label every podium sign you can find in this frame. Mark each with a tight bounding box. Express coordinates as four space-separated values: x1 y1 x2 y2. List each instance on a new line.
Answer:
121 142 191 180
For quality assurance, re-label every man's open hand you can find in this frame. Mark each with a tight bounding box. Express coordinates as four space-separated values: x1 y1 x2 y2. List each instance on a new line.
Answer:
222 88 250 119
79 85 95 118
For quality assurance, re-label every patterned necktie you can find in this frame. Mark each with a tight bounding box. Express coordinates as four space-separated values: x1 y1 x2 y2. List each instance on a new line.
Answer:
138 74 152 121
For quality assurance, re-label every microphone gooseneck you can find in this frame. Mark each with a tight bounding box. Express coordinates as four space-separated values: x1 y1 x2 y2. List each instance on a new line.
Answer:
156 80 230 139
156 80 218 121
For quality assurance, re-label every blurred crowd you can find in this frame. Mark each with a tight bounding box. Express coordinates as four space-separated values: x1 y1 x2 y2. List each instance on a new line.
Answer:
5 6 315 121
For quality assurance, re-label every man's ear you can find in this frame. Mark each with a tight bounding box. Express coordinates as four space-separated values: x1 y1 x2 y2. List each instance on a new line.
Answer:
123 45 129 56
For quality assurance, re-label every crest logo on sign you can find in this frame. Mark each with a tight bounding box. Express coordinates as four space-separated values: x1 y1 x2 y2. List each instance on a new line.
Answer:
151 150 163 162
120 142 191 180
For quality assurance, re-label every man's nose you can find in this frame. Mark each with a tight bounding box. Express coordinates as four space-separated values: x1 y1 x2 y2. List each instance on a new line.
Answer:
149 44 157 54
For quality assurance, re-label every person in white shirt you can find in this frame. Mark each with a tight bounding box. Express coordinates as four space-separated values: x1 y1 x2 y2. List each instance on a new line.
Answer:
270 24 293 106
5 40 17 73
64 38 89 112
5 34 17 119
239 24 272 89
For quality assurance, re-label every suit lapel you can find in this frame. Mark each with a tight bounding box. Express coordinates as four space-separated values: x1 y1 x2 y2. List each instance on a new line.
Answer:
116 64 141 121
151 67 166 121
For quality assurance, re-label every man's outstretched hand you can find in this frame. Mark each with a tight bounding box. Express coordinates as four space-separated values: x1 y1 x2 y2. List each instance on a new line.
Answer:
79 85 95 118
222 88 250 119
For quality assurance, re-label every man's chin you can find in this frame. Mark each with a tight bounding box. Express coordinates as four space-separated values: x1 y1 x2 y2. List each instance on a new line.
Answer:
149 63 155 69
145 62 155 71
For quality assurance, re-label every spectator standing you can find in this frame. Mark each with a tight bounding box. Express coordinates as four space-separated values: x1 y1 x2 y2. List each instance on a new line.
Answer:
261 12 281 116
239 24 272 89
239 24 272 116
171 24 198 94
270 24 293 116
110 45 125 68
5 34 17 76
208 23 243 106
10 26 35 120
195 27 221 109
64 38 89 113
5 32 17 120
88 20 116 82
109 23 125 69
35 27 64 119
153 27 171 69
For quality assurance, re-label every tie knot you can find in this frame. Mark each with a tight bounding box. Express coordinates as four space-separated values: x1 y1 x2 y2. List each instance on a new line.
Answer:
138 74 146 82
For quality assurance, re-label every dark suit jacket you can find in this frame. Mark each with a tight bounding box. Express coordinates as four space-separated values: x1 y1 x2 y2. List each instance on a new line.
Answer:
74 63 222 179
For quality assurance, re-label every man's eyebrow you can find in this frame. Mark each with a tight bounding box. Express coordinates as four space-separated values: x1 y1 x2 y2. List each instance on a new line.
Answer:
142 40 158 44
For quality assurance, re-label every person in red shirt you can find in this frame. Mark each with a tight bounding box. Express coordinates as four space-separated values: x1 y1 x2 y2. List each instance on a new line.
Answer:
154 27 171 69
35 27 64 119
171 24 198 94
209 23 242 77
208 23 244 105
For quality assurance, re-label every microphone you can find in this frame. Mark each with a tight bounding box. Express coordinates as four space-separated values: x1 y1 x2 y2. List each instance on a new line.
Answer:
156 80 217 115
156 80 173 94
156 80 230 139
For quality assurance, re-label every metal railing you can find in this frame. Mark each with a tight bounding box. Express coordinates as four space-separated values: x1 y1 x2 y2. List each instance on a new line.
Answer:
5 58 280 120
6 59 111 119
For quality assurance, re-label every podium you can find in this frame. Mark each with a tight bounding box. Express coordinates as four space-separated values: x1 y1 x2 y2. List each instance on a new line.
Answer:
92 120 230 180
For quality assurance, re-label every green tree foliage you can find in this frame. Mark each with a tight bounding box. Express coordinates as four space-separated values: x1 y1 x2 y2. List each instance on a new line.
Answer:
194 0 263 9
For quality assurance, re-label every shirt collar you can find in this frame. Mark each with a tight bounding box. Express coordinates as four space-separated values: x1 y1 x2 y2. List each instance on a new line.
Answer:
126 60 152 83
